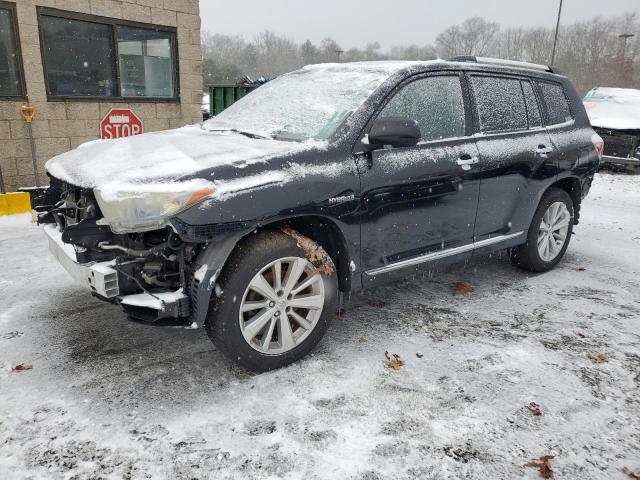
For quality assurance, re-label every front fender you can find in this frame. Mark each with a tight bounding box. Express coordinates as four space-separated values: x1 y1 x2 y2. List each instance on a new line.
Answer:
188 230 249 326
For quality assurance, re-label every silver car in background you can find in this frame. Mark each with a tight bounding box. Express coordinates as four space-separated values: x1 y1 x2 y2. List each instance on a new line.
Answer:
584 87 640 173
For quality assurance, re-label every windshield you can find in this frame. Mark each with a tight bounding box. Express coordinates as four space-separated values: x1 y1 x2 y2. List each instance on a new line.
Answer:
202 65 395 142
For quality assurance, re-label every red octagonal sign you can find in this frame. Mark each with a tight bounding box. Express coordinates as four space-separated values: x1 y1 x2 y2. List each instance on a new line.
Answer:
100 109 143 140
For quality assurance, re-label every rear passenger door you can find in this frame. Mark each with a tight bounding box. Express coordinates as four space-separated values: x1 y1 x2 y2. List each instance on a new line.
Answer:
536 80 581 173
469 74 558 242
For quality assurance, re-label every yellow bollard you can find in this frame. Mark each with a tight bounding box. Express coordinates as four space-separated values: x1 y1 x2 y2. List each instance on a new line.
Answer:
0 192 32 216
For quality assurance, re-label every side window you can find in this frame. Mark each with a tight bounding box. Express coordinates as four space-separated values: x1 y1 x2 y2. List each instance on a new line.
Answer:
538 81 573 125
471 76 527 132
378 75 465 142
521 80 542 128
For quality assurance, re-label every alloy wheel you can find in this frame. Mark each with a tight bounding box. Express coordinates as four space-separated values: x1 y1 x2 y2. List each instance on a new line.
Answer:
239 257 325 355
537 201 571 262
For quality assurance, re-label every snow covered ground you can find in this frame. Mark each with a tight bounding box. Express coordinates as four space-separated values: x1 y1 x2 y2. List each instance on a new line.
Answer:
1 173 639 480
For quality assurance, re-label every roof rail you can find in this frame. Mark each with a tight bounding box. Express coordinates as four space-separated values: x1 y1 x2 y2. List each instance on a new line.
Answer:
449 56 554 73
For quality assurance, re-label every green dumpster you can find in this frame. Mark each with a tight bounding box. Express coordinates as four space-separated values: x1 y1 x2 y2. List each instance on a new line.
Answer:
208 84 260 117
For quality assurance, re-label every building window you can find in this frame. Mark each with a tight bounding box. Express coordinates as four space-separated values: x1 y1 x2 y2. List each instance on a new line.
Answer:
0 1 26 99
38 8 178 101
117 26 175 98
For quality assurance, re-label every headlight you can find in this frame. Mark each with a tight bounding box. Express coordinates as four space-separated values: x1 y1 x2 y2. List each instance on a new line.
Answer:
94 180 216 233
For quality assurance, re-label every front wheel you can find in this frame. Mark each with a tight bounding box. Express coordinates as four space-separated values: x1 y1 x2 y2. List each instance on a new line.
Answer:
205 230 338 372
511 188 574 272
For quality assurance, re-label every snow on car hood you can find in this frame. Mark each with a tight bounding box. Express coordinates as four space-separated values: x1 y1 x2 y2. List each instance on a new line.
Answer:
45 125 321 188
583 87 640 130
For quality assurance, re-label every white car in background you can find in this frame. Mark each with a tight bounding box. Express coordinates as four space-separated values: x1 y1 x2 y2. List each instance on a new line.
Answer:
584 87 640 172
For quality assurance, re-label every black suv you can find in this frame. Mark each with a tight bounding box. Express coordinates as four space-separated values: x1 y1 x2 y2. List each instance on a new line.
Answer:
35 57 602 371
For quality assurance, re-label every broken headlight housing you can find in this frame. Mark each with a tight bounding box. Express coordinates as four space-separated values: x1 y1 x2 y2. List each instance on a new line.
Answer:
94 181 215 233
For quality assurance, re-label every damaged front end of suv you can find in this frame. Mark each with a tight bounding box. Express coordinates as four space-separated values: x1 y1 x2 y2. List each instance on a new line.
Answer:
32 175 237 327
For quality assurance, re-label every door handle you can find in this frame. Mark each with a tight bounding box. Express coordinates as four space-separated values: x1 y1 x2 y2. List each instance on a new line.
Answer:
536 145 554 157
456 156 479 170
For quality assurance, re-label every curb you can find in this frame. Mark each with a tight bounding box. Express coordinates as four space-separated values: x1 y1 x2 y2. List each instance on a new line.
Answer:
0 192 32 215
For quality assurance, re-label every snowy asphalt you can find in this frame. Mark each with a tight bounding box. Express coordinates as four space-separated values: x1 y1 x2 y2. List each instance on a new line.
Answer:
1 173 639 479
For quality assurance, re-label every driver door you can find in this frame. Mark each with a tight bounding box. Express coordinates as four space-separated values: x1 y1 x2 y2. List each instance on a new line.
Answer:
358 73 481 285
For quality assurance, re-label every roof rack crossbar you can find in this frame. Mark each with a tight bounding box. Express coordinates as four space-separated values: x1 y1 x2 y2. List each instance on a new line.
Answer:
449 55 553 73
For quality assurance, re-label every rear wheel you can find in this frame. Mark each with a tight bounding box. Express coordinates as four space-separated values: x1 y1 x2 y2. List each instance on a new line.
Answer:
206 230 338 372
511 188 574 272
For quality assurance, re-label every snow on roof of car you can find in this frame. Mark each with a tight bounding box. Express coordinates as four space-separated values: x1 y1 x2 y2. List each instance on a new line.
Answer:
302 60 441 74
584 87 640 130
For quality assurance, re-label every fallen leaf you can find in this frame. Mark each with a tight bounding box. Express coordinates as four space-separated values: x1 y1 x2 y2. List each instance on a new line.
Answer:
383 351 405 371
623 467 640 479
525 455 555 479
588 353 609 364
527 402 542 416
367 299 387 308
12 364 33 372
451 282 474 295
416 353 424 358
576 267 587 271
576 332 586 338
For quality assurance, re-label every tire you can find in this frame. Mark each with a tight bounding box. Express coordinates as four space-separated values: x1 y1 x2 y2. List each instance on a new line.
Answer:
205 229 339 372
510 187 574 273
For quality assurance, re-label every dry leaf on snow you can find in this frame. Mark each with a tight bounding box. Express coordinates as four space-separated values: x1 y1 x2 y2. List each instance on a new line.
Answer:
383 351 405 371
367 299 387 308
525 455 555 479
623 467 640 479
12 364 33 372
588 353 609 364
451 282 474 295
527 402 542 416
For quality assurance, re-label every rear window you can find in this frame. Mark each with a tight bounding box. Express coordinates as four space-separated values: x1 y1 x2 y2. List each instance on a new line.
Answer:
539 81 573 125
471 76 528 132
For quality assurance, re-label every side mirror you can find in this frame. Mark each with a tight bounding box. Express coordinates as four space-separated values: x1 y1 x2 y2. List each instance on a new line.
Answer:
367 116 420 149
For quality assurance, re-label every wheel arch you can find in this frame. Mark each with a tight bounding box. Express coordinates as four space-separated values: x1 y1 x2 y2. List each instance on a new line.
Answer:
547 176 582 223
255 215 354 293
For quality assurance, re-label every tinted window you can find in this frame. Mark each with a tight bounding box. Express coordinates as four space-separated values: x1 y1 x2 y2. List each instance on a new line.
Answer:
379 76 465 142
471 76 527 132
39 12 178 99
521 80 542 128
0 4 24 98
41 16 117 97
117 26 175 98
539 81 573 125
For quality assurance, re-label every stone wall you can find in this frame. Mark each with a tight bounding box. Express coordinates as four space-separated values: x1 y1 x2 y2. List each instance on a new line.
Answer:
0 0 203 192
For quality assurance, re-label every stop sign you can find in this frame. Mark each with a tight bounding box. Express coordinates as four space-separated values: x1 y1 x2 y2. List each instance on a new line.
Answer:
100 109 143 140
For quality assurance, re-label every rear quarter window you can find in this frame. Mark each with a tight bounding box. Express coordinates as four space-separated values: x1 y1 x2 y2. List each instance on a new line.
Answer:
470 75 528 132
538 81 573 125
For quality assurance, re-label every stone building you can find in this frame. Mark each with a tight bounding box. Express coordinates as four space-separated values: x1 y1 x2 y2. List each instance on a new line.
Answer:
0 0 203 193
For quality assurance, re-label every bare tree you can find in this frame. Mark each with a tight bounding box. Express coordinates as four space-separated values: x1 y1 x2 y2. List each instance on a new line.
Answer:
201 12 640 94
436 17 500 58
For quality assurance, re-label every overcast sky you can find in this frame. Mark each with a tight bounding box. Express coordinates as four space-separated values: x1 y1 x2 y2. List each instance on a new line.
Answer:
200 0 639 49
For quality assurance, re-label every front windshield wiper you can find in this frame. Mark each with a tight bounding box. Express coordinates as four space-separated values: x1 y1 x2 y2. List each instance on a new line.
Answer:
204 128 270 140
